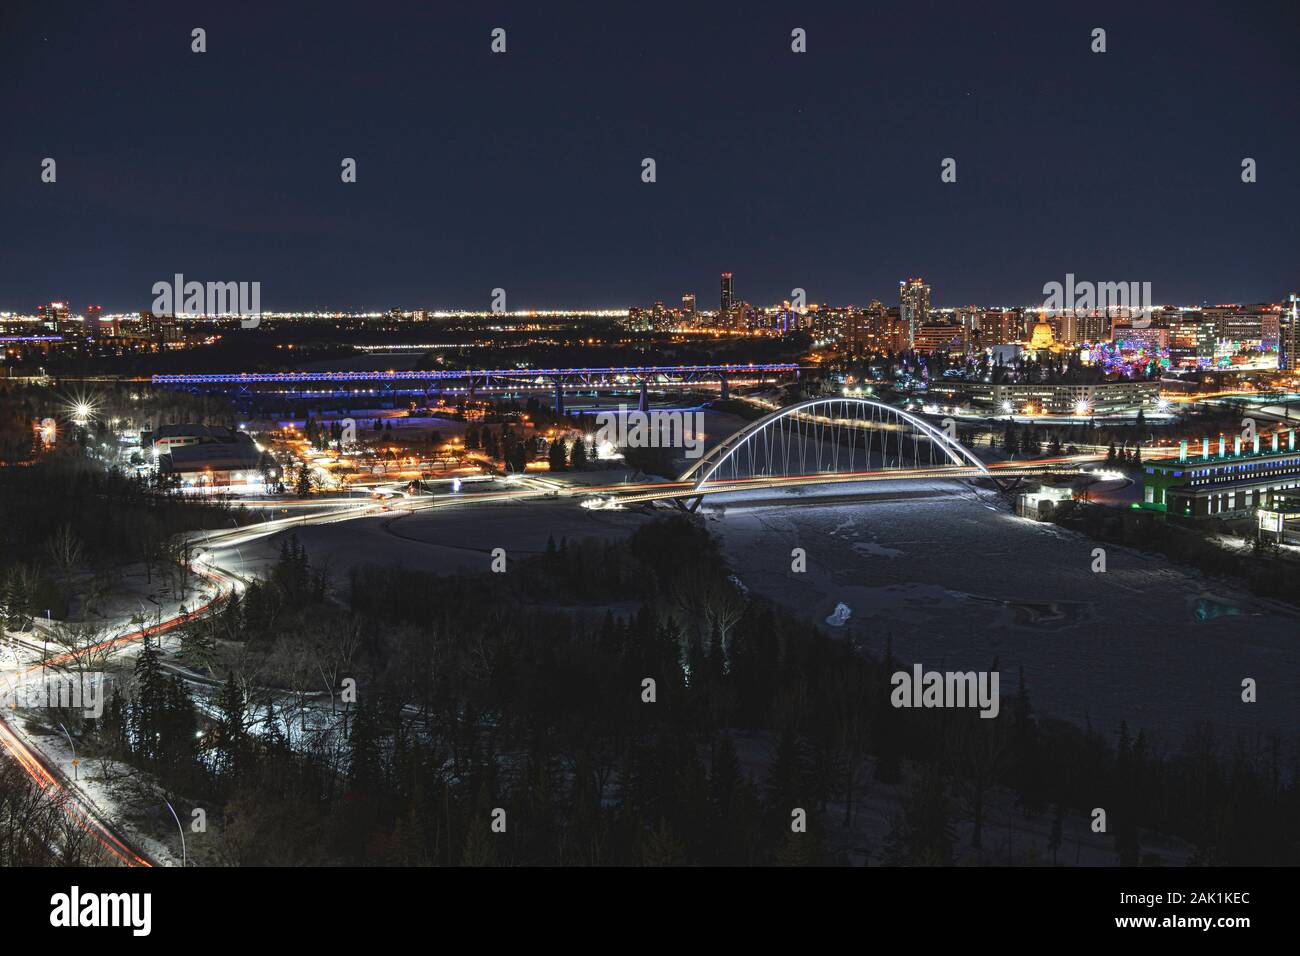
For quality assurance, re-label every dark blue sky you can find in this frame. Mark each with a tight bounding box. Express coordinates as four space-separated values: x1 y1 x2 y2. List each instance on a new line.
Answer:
2 0 1297 312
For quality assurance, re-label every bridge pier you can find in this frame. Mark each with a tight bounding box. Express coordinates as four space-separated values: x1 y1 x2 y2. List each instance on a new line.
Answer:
554 378 565 416
718 373 729 402
637 379 649 413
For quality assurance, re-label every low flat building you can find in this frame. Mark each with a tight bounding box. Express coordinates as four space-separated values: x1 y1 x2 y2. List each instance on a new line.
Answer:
1258 488 1300 544
929 379 1160 415
145 423 238 456
158 430 264 490
1142 430 1300 518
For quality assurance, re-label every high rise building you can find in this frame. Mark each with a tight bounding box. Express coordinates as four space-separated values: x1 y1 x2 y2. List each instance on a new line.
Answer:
899 278 930 349
1196 319 1217 363
972 309 1023 348
1206 305 1264 347
720 273 733 313
38 301 70 333
1280 294 1299 372
682 292 696 315
85 304 102 338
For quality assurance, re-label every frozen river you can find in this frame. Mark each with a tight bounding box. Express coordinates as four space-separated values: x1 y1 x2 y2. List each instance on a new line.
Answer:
218 471 1300 753
709 480 1300 751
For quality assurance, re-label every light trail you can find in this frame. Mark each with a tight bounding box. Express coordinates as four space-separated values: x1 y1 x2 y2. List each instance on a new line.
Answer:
0 562 235 867
0 717 151 867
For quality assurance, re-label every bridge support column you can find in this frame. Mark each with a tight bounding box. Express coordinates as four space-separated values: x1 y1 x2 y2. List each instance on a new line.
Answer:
718 373 729 402
637 379 649 413
554 378 565 417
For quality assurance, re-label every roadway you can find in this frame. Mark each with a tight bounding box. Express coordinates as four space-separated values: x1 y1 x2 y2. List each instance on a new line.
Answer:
0 562 234 867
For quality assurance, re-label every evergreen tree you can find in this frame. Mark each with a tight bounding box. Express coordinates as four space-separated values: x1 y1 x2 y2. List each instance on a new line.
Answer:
570 435 588 470
1010 667 1045 815
1048 803 1064 865
547 437 567 472
349 695 384 788
710 733 743 818
130 635 167 764
161 676 198 774
213 673 247 779
874 641 903 784
508 443 528 473
882 763 955 865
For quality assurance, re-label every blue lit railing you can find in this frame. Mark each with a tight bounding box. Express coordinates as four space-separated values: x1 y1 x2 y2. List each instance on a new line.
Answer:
152 364 801 385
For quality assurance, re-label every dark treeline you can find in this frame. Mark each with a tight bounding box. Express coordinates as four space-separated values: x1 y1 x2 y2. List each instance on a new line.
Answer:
0 456 249 623
0 760 99 865
85 519 1299 865
0 379 239 469
1051 502 1300 610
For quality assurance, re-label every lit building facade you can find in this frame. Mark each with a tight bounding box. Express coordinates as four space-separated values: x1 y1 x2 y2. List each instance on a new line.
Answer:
899 277 930 349
928 379 1160 415
1142 429 1300 518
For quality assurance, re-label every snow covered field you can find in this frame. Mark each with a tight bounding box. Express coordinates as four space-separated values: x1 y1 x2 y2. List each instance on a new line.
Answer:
218 495 652 580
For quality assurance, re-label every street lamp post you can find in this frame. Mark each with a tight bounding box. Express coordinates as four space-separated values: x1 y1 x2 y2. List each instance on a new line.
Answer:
164 800 187 867
58 722 79 782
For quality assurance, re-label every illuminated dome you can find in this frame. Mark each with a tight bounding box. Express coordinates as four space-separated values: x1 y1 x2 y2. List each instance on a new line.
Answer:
1028 319 1057 351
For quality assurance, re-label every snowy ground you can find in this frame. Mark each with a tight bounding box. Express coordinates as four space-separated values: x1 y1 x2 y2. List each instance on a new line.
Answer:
728 729 1195 866
216 494 653 580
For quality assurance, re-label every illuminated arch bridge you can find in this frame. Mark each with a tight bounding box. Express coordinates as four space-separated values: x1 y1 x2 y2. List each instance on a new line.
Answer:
613 397 1043 508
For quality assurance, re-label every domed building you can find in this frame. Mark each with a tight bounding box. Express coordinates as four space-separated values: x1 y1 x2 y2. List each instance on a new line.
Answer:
1026 313 1067 354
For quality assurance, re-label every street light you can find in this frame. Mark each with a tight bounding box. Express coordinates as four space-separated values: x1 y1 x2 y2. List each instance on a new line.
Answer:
164 800 187 867
58 723 79 782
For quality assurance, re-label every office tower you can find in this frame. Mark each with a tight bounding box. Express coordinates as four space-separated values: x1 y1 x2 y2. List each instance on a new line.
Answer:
85 304 102 337
1206 305 1264 347
682 292 696 314
1196 319 1217 363
1280 294 1299 372
38 301 71 333
899 277 930 349
720 273 733 313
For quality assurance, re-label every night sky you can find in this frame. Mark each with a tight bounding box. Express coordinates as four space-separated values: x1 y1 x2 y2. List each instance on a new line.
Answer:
2 0 1297 312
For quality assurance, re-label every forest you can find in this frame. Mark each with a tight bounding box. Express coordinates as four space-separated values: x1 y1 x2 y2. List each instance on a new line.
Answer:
49 518 1300 866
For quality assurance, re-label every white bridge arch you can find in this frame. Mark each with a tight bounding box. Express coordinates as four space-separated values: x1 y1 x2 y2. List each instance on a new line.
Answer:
678 397 993 488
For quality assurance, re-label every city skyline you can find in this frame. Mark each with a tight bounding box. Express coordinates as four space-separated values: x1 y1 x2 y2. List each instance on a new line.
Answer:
2 277 1295 318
